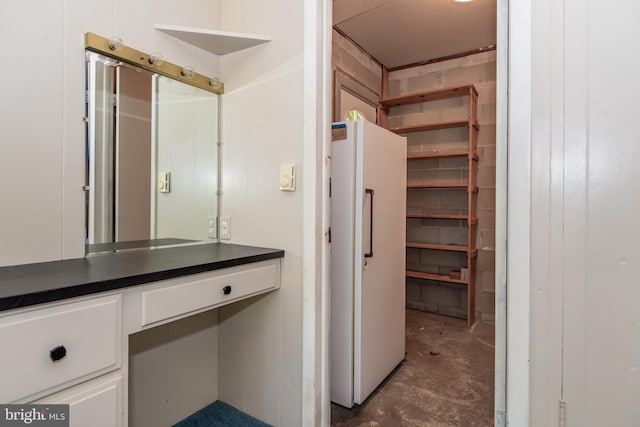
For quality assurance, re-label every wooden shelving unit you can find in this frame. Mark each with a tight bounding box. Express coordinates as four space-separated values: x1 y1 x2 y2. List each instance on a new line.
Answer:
380 83 479 327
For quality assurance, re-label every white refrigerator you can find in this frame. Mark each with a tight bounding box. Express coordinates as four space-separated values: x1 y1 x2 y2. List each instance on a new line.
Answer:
330 119 407 408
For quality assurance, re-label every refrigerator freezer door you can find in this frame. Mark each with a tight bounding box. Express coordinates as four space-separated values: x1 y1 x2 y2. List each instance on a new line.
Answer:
353 120 407 404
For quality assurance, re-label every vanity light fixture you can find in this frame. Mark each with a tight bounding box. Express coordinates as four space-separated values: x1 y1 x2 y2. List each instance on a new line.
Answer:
181 66 196 78
85 32 224 94
108 36 123 51
148 52 164 66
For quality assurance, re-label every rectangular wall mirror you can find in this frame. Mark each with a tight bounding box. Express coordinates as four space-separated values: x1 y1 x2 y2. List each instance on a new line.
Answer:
85 50 220 254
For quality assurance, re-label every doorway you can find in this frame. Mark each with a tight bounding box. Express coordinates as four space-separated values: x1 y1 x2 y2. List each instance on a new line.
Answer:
327 0 507 425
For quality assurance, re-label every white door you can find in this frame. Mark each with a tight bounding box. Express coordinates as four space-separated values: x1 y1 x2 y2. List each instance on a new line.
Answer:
353 120 407 404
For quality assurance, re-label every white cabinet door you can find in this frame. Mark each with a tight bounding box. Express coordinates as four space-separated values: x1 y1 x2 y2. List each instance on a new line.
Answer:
35 373 122 427
0 295 121 403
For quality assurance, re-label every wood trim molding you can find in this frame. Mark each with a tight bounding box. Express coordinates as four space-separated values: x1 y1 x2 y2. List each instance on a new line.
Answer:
388 45 497 73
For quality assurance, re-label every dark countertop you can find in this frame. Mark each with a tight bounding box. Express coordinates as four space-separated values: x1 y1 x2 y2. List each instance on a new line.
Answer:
0 243 284 312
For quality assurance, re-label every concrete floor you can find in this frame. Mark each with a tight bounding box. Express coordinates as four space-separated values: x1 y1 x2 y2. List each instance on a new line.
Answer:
331 309 495 427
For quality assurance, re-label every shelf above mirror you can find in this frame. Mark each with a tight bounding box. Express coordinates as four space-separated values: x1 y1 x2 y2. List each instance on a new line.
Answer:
155 24 271 55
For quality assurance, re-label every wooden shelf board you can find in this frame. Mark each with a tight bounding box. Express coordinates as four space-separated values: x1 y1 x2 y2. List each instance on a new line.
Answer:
155 24 270 55
406 242 469 252
380 84 478 108
390 120 468 133
407 149 479 160
407 213 468 220
407 214 478 225
407 183 471 189
391 120 479 134
406 270 468 285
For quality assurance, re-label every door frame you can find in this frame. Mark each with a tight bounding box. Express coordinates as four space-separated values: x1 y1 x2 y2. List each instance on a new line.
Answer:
306 0 534 425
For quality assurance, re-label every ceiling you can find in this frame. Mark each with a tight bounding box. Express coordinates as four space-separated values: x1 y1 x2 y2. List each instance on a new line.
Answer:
333 0 497 69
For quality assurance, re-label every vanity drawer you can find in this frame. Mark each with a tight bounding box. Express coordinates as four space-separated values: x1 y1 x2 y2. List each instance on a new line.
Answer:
0 295 121 403
141 260 280 326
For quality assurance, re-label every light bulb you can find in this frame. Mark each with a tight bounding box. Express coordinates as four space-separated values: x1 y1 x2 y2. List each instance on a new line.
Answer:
181 66 196 78
209 78 222 90
108 36 123 51
148 52 164 66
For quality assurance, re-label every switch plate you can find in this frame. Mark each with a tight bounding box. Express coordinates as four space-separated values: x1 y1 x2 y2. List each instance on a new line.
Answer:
279 163 296 191
208 216 217 239
158 172 171 193
219 217 231 240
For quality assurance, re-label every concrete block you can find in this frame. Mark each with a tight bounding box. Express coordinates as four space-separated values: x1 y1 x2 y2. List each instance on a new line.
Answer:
478 145 496 168
409 158 440 169
438 189 468 209
478 188 496 209
420 249 466 268
421 169 463 186
484 61 497 82
406 248 422 268
477 166 496 188
477 208 496 230
476 81 497 101
442 63 488 86
478 103 497 125
407 169 422 186
480 312 496 324
407 193 440 210
406 281 421 301
438 305 468 320
406 300 439 314
440 227 467 246
476 250 496 274
406 73 444 93
476 291 495 314
439 157 467 169
481 272 496 293
407 225 440 243
421 283 462 307
477 125 496 148
477 229 495 251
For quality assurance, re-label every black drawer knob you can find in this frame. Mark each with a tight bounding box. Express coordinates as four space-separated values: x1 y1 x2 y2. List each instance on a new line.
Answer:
223 285 232 295
50 345 67 362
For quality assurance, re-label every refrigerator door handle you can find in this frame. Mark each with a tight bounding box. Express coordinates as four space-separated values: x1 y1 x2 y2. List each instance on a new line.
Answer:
364 188 374 258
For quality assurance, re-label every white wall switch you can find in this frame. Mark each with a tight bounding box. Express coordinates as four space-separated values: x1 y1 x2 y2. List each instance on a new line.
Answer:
158 172 171 193
279 163 296 191
219 217 231 240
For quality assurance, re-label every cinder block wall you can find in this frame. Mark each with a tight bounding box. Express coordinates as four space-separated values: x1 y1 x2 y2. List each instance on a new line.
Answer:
332 29 383 97
389 51 496 323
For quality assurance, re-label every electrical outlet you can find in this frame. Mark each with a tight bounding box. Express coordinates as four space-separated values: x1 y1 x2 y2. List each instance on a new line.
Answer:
219 217 231 240
208 216 217 239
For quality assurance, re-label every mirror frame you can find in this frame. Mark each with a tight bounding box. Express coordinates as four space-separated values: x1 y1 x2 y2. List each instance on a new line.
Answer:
84 33 223 254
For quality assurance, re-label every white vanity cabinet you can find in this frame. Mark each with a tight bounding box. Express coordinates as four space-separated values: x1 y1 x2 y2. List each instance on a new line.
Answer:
0 294 122 426
0 254 281 427
0 294 122 404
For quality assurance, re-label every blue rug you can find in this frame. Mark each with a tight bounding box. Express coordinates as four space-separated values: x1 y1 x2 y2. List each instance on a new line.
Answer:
172 401 273 427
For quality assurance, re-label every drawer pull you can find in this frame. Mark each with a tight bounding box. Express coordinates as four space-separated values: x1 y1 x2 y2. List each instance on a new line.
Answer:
222 285 232 295
50 345 67 362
